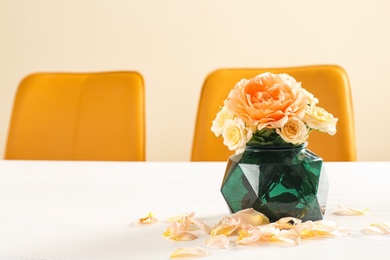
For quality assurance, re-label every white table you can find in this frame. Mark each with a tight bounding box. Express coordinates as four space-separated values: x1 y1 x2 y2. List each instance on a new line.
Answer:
0 161 389 260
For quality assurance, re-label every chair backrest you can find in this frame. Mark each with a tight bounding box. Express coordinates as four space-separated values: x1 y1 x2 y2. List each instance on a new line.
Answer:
5 71 145 161
192 65 356 162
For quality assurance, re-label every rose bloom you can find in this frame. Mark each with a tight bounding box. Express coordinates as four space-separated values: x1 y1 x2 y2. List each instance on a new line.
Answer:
226 73 308 131
276 117 309 144
303 89 319 106
211 106 235 137
222 118 252 154
304 106 338 135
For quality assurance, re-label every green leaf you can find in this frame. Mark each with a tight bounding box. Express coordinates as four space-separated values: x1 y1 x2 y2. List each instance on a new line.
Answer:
247 128 294 147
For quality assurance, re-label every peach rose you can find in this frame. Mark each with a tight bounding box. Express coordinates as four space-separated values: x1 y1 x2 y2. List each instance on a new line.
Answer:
226 73 308 131
303 89 319 106
211 106 234 137
222 118 252 154
304 106 338 135
276 117 309 144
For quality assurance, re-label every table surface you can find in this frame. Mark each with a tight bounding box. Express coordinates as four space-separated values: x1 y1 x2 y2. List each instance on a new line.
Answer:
0 160 390 260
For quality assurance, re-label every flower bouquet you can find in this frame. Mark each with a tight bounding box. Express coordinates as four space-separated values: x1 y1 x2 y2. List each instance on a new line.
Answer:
211 72 337 154
214 72 337 222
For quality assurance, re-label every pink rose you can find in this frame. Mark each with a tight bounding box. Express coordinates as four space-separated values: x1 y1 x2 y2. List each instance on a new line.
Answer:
226 73 307 131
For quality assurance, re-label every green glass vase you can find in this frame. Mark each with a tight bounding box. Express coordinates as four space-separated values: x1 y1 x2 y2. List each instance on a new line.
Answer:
220 143 328 222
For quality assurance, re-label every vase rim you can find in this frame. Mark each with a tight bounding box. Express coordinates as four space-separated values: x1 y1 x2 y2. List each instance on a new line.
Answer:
245 142 308 151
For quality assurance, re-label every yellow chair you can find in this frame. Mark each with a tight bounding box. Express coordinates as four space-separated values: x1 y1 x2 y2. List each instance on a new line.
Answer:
192 65 356 162
5 71 145 161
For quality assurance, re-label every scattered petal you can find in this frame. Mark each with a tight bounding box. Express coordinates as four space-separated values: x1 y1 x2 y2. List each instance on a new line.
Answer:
270 229 301 246
211 217 240 236
163 221 180 238
204 234 230 249
190 216 211 234
257 225 282 241
364 222 390 235
237 217 350 246
211 208 269 236
334 206 369 216
164 209 351 250
172 232 198 241
231 208 270 227
237 228 263 244
237 225 300 246
168 212 210 233
274 217 302 230
168 212 194 230
164 212 209 241
291 221 317 237
136 212 159 224
164 221 198 241
170 247 208 258
313 220 351 237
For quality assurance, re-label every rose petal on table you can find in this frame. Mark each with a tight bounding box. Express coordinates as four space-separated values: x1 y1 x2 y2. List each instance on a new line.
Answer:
258 225 283 241
292 220 350 238
164 221 181 237
270 229 301 246
167 212 209 233
274 217 302 230
211 208 268 236
211 217 240 236
259 225 301 245
136 212 159 224
190 216 211 234
172 232 198 241
292 221 316 237
363 222 390 235
334 205 370 216
237 225 300 245
164 222 198 241
170 247 208 258
313 220 351 237
167 212 194 229
236 228 263 244
236 218 350 246
204 234 230 248
238 225 280 244
231 208 270 227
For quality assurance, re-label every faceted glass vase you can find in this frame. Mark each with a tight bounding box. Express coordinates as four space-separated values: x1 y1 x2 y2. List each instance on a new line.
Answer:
220 144 328 222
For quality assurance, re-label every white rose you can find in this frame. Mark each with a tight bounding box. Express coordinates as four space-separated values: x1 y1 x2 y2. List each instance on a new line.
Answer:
303 89 319 106
277 117 309 144
211 106 234 137
222 118 252 154
304 106 338 135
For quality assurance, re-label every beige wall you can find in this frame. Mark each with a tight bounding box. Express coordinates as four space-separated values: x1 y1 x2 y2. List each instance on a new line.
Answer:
1 0 389 161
